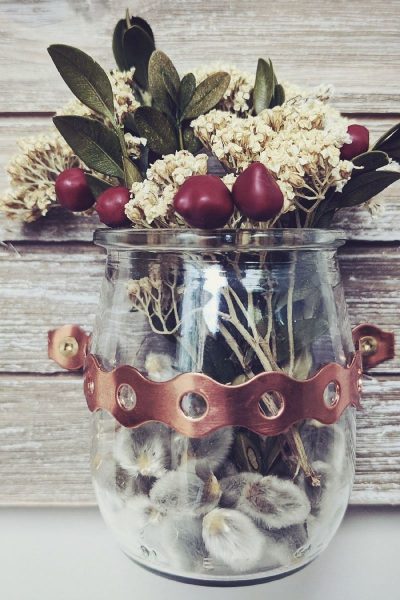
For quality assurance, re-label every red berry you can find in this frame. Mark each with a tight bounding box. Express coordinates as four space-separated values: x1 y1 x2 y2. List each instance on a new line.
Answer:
96 186 130 227
55 168 95 212
173 175 234 229
340 124 369 160
232 162 284 221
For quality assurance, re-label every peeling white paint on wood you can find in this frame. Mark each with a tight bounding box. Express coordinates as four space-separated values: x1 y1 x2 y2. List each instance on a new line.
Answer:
0 0 399 507
0 0 400 112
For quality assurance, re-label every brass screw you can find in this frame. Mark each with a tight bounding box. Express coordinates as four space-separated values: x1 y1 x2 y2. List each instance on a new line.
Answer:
58 336 79 358
360 335 378 357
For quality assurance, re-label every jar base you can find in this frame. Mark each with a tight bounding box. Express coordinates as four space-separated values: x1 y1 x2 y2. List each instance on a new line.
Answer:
123 551 317 587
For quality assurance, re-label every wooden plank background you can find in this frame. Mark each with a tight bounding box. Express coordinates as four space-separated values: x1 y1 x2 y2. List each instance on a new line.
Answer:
0 0 399 506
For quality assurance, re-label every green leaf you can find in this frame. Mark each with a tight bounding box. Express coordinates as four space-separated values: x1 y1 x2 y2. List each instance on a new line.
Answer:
373 121 400 149
253 58 275 114
179 73 196 112
352 150 390 174
123 157 142 186
373 121 400 161
148 50 180 115
123 24 155 89
134 107 178 155
85 174 112 198
270 83 285 108
182 72 230 120
338 170 400 208
53 116 124 179
48 45 114 121
112 19 128 70
182 125 203 154
131 16 155 42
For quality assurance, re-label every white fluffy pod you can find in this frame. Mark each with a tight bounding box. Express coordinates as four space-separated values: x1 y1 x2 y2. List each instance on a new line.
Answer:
114 423 171 479
202 508 265 572
150 470 221 516
171 428 234 472
145 352 178 382
300 421 346 475
238 475 311 529
219 473 262 508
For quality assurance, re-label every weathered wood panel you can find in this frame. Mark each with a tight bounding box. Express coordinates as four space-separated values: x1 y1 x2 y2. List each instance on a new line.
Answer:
0 243 398 374
0 0 399 113
1 116 400 243
0 374 398 506
0 0 398 509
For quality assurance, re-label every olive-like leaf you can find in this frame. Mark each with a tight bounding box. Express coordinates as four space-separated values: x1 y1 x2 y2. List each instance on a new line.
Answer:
48 45 114 121
112 19 128 70
179 73 196 112
182 72 230 120
339 170 400 208
314 169 400 227
85 174 112 198
352 150 390 174
373 121 400 149
134 107 178 155
373 121 400 161
53 116 124 179
253 58 275 114
131 16 155 42
148 50 180 115
183 125 203 154
270 83 285 108
123 24 155 89
123 157 142 186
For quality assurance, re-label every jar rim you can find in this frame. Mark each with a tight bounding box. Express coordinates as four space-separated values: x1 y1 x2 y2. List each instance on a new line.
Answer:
93 228 346 251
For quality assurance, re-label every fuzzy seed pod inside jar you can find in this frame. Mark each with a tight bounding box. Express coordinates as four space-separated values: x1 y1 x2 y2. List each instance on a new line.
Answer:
88 228 359 585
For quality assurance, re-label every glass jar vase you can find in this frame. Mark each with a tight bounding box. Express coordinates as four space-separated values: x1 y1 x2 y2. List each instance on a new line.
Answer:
88 228 358 585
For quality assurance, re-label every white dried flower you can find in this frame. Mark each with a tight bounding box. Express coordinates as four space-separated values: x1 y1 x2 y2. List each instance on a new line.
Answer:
192 65 253 115
192 95 353 219
126 151 208 227
114 423 170 478
150 471 221 516
0 132 81 222
238 474 311 529
202 508 265 571
124 133 146 159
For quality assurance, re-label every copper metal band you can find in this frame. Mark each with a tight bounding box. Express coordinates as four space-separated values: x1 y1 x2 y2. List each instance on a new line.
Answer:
48 322 394 437
83 352 362 437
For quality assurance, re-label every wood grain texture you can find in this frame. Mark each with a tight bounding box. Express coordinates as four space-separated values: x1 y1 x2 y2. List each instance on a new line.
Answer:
1 243 398 374
0 374 398 506
0 0 399 112
1 116 400 243
0 0 399 507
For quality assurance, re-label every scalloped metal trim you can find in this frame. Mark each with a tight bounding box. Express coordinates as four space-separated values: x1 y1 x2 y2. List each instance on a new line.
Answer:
84 352 362 438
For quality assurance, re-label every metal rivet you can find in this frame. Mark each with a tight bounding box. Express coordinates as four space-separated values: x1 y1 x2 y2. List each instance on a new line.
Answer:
58 336 79 358
87 377 94 394
360 335 378 357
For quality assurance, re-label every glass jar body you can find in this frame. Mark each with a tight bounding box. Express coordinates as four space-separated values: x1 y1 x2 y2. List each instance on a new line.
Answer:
90 229 356 584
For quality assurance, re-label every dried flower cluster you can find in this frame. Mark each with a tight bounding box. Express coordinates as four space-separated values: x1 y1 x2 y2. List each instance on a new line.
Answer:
192 97 354 214
125 151 208 227
0 133 81 222
191 65 254 115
